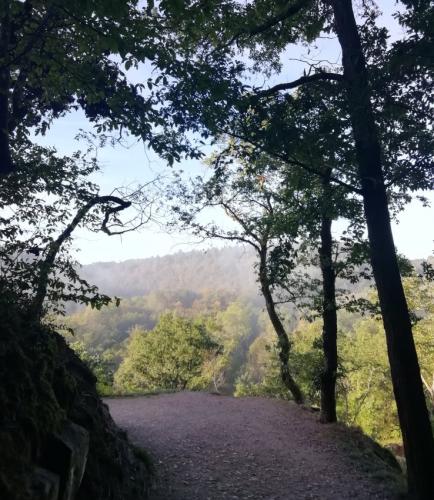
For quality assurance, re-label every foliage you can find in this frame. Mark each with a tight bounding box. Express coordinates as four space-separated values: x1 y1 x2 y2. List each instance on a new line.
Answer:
77 246 259 299
289 320 325 404
234 333 289 400
69 341 115 396
114 313 221 393
1 2 431 488
234 270 434 443
65 288 245 351
156 0 433 197
0 144 106 314
63 249 434 447
337 272 434 443
235 317 325 403
339 317 400 443
66 288 264 394
211 301 260 392
406 273 434 413
0 0 197 174
0 142 149 316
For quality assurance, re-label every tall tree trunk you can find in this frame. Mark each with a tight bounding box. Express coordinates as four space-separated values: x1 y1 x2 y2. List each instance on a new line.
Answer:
0 2 13 176
329 0 434 497
0 68 12 176
259 248 304 404
318 174 338 423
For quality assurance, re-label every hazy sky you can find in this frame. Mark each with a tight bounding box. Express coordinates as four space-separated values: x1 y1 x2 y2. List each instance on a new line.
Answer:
34 0 433 264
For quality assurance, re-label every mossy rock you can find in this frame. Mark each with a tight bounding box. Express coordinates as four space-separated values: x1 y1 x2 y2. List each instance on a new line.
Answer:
0 313 151 500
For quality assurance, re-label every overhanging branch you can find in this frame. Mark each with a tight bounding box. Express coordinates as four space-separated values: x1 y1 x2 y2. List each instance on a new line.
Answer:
206 0 309 58
247 0 309 36
218 128 362 195
253 72 345 98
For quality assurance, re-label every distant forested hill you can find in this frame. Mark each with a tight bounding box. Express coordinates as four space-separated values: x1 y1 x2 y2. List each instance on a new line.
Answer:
80 246 259 298
67 247 262 357
79 245 433 301
70 246 432 354
66 247 433 422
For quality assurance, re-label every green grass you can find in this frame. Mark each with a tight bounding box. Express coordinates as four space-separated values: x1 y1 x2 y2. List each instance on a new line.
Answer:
332 424 407 497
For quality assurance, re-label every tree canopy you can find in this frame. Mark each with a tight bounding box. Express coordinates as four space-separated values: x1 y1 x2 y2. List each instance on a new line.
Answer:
1 1 434 497
114 313 220 393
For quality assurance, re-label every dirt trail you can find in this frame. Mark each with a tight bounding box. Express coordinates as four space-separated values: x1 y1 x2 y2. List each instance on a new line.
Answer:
106 392 401 500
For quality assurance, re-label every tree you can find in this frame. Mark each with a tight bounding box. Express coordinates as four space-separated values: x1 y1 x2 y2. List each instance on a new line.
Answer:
70 340 115 396
0 142 153 317
170 149 306 403
0 0 198 176
260 81 370 423
328 3 434 494
235 311 302 401
155 3 434 494
170 129 374 420
211 301 260 393
404 267 434 417
338 266 434 443
114 313 220 393
339 316 401 443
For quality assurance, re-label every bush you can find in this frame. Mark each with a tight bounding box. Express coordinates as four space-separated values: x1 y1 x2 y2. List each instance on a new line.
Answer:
115 313 221 393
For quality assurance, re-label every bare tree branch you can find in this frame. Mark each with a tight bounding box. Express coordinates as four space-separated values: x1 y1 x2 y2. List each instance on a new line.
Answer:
221 202 262 246
252 72 344 98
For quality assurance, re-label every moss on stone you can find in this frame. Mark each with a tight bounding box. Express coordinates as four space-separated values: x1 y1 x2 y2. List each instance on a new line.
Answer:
0 307 151 500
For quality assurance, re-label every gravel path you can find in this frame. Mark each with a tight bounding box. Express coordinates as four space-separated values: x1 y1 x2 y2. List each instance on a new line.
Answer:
106 392 401 500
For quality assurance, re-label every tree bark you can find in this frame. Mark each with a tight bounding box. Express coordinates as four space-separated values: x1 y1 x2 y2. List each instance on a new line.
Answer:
329 0 434 496
0 2 14 176
259 247 304 404
318 176 338 422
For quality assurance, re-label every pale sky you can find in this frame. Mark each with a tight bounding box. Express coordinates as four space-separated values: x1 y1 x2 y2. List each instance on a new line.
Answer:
34 0 433 264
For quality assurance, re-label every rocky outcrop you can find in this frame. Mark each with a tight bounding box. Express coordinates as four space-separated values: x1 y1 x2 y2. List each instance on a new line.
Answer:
0 311 151 500
40 421 89 500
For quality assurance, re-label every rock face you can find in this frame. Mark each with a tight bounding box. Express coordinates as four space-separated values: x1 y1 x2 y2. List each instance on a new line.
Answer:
0 311 151 500
41 421 89 500
30 468 60 500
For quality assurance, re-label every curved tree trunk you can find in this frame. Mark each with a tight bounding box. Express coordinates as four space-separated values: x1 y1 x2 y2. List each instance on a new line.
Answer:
318 200 338 423
30 195 130 320
259 248 304 404
329 0 434 496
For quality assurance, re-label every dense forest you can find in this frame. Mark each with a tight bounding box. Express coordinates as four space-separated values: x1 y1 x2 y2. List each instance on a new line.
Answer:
79 247 259 299
1 0 434 499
